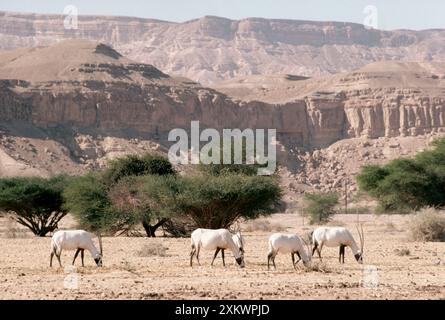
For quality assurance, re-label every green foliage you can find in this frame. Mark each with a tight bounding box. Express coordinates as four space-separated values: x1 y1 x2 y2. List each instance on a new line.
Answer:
304 193 339 225
102 153 175 186
64 153 176 235
174 174 282 229
357 138 445 213
0 175 70 236
109 175 179 235
198 137 270 176
63 173 119 233
64 150 282 236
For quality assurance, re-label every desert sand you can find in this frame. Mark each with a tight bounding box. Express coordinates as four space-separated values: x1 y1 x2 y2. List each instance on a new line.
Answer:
0 213 443 300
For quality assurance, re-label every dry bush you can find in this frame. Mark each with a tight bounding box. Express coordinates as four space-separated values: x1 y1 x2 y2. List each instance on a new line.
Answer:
162 216 196 237
409 208 445 242
137 242 169 257
243 220 285 233
3 217 29 239
303 261 331 273
394 248 411 256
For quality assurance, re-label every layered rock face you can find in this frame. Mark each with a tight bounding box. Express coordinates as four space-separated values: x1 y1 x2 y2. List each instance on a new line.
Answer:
0 41 318 149
2 41 445 151
2 11 445 85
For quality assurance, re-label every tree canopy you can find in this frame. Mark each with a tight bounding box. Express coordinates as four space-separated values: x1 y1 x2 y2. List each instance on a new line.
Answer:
0 175 70 236
357 138 445 213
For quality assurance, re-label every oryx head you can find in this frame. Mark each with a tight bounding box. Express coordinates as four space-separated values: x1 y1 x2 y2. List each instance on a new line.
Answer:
355 224 365 264
95 234 103 267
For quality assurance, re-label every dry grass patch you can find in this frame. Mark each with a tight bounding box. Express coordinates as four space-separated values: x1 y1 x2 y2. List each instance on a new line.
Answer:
243 220 285 233
303 261 331 273
394 248 411 256
137 242 169 257
409 208 445 242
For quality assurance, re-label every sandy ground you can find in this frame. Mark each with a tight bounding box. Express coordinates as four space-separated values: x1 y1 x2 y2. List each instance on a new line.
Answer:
0 213 444 300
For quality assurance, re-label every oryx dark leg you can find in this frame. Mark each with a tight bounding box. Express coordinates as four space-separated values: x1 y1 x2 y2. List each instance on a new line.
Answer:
56 250 62 267
190 246 196 267
295 251 302 264
50 252 54 267
291 253 297 270
312 241 318 257
196 246 201 266
339 245 345 264
211 248 221 266
317 243 323 261
267 252 273 270
73 249 81 265
221 249 225 267
80 249 85 267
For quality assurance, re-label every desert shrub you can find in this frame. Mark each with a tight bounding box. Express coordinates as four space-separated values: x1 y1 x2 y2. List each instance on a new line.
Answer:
394 248 411 256
0 175 71 236
304 193 338 225
303 261 331 273
409 208 445 242
243 220 285 232
357 138 445 213
137 243 169 257
344 206 371 215
161 216 196 237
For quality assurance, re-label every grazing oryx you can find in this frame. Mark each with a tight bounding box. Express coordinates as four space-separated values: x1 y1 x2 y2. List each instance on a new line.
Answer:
190 228 245 268
211 231 245 267
267 233 311 270
50 230 103 267
311 226 364 264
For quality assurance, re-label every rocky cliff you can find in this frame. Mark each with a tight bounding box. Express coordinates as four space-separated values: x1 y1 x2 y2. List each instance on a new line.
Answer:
1 11 445 85
2 40 445 202
2 42 445 151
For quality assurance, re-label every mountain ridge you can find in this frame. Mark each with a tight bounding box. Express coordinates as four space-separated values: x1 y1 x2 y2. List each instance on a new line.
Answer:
2 11 445 84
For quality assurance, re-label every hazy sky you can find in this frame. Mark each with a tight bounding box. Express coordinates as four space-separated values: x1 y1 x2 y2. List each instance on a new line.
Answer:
0 0 444 30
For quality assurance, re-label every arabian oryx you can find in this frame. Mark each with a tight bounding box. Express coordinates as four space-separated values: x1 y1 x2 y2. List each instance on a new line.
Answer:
267 233 311 270
50 230 103 267
190 228 245 268
311 225 364 264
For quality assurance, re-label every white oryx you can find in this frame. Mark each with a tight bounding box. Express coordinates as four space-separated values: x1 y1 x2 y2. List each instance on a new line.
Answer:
267 233 311 270
50 230 103 267
311 226 364 264
190 228 245 268
211 231 245 267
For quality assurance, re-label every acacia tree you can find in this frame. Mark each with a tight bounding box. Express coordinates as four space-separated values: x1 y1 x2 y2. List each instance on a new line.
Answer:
175 174 282 229
0 176 69 236
109 175 178 237
64 153 177 237
63 173 123 233
304 193 339 225
357 139 445 213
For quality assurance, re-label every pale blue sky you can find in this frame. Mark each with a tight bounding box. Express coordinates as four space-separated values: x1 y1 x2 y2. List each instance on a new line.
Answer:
0 0 444 30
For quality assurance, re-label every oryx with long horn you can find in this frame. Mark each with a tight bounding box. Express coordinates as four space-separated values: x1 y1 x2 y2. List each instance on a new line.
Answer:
50 230 103 267
311 225 364 264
